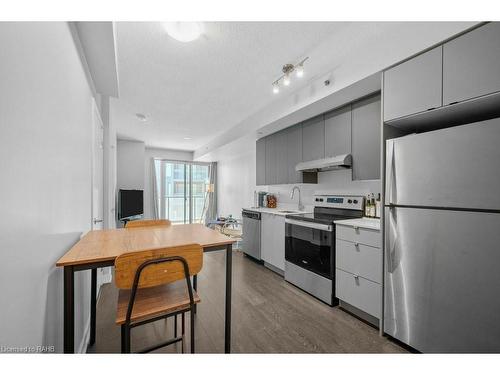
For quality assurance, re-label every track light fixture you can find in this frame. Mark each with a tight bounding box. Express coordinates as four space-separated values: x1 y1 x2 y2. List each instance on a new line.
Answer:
271 57 308 94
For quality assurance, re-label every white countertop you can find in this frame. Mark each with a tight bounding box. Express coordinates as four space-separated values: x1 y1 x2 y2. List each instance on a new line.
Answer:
243 207 312 217
334 217 381 231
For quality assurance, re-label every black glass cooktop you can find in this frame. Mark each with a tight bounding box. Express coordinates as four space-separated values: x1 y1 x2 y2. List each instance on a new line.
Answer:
286 207 363 225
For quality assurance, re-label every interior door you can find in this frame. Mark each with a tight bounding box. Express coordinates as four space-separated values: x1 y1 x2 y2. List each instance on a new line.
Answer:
91 100 104 230
384 206 500 352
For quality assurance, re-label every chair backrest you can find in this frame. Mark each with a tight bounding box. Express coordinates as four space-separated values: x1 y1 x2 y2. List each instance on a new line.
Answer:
114 244 203 289
125 219 171 228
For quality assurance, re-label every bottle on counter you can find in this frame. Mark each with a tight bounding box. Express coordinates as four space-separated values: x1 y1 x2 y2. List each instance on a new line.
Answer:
364 195 372 217
375 193 381 218
370 194 376 217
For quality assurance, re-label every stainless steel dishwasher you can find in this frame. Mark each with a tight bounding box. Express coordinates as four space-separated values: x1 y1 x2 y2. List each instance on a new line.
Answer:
241 209 261 260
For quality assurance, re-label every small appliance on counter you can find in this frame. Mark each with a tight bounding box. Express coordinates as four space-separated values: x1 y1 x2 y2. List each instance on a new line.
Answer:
257 191 268 207
284 194 364 305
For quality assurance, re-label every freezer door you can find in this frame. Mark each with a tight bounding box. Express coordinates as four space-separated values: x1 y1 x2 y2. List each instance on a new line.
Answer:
385 117 500 210
384 206 500 352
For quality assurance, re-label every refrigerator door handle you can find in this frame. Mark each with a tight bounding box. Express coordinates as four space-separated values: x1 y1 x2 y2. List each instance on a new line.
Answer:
385 205 397 274
385 139 396 205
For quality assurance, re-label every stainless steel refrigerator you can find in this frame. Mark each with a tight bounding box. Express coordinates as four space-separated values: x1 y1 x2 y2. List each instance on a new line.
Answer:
384 117 500 353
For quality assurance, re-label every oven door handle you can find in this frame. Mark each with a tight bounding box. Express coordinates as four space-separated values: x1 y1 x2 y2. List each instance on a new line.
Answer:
285 218 333 232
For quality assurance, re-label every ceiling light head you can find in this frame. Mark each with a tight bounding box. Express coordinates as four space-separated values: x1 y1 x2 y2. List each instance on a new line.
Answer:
272 83 280 94
163 22 204 43
283 74 291 86
296 64 304 78
135 113 147 122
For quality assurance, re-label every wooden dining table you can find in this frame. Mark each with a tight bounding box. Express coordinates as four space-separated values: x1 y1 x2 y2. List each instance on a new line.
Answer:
56 223 236 353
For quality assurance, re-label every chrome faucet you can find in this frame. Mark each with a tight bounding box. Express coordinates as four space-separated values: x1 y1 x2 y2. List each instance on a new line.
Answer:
290 186 304 211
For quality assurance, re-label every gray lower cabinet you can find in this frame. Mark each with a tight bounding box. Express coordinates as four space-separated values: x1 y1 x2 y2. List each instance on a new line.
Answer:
324 105 351 157
336 269 381 319
383 46 443 122
443 22 500 105
256 138 266 185
352 95 381 180
261 213 285 272
335 223 382 320
302 115 325 162
265 133 277 185
286 125 303 184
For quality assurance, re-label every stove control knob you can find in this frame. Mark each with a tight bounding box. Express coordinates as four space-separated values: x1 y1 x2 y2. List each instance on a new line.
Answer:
353 199 358 204
319 198 324 202
315 198 319 202
347 199 352 204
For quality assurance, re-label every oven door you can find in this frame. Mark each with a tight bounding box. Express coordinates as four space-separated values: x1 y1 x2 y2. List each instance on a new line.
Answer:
285 219 334 279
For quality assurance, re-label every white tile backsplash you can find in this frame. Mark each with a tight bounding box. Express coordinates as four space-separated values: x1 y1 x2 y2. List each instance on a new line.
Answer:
261 168 381 207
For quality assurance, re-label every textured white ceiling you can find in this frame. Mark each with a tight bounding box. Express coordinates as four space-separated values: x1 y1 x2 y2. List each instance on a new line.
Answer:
112 22 349 150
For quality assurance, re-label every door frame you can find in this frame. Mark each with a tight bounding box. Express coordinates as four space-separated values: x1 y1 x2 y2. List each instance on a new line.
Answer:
90 98 104 230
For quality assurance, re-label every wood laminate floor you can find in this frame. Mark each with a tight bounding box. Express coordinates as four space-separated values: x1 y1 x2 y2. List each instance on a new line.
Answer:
90 250 407 353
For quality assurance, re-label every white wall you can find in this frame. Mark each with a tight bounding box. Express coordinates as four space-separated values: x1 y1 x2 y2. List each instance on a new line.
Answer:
0 22 97 352
143 147 193 219
216 145 257 218
116 140 146 190
116 142 194 220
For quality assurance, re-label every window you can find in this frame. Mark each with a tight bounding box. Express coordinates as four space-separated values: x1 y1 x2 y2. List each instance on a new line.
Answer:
154 160 211 224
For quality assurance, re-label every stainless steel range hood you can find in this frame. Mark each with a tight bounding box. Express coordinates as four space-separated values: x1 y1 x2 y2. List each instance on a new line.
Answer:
295 154 352 172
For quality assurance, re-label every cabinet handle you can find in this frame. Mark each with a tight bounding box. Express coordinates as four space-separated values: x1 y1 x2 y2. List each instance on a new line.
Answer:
354 243 359 248
353 274 359 279
426 107 436 111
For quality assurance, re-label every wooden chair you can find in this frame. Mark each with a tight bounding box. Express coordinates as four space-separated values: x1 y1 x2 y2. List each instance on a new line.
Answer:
125 219 171 228
114 244 203 353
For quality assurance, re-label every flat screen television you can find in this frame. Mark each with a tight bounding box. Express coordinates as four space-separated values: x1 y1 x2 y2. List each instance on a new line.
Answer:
118 189 144 220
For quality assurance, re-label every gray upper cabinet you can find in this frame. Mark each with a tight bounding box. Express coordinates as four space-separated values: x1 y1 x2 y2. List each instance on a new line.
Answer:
352 95 381 180
275 130 288 184
443 22 500 105
265 133 277 185
302 115 325 162
324 105 351 157
383 46 443 122
286 125 303 184
256 138 266 185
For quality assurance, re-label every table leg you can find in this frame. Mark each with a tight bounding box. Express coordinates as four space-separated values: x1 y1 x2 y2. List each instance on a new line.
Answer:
193 274 197 314
64 266 75 353
224 243 232 353
89 268 97 346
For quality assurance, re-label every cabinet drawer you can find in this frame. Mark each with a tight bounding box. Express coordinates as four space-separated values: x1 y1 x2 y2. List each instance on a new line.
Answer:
336 225 381 248
336 239 382 283
336 269 381 318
